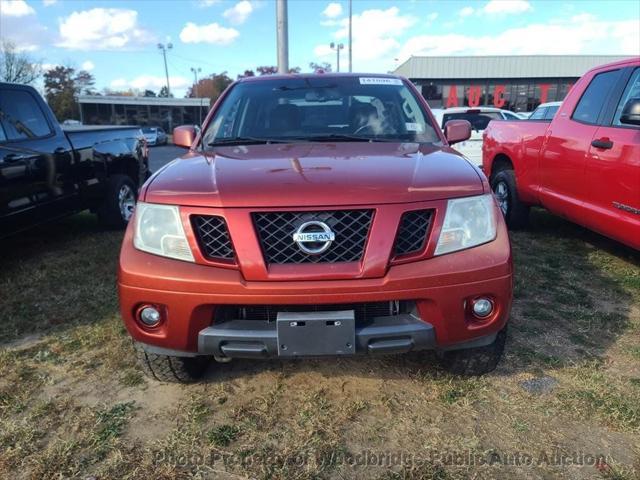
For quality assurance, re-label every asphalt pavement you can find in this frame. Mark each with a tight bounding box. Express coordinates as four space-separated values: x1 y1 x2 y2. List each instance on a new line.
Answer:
148 145 189 173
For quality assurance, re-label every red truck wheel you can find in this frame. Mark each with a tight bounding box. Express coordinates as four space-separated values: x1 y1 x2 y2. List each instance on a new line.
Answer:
438 327 507 376
491 170 529 229
134 343 210 383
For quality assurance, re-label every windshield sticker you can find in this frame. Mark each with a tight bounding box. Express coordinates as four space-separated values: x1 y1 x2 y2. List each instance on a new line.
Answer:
405 122 423 132
359 77 403 86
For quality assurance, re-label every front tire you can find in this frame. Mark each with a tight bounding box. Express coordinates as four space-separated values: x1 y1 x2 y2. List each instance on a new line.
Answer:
438 328 507 376
97 174 136 229
134 343 210 383
491 169 529 229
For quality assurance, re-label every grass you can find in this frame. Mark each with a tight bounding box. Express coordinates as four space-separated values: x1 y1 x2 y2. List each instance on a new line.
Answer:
0 210 639 479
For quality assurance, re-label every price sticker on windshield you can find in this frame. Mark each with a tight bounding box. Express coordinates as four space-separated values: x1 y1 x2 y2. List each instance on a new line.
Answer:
359 77 403 86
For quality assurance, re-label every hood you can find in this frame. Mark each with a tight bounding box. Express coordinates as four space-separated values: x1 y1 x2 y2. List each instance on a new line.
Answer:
144 142 484 208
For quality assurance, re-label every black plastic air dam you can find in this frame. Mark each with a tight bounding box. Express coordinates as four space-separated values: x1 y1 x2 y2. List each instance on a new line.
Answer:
197 313 436 358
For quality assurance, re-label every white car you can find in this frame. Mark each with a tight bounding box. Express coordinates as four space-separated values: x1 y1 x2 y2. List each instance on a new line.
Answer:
527 101 562 121
141 127 168 146
431 107 522 166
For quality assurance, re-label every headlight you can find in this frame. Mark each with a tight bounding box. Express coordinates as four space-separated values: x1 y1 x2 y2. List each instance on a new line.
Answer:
133 202 194 262
435 194 497 256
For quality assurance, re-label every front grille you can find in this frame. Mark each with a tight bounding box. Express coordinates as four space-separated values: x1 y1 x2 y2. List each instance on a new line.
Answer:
393 210 432 257
253 210 373 264
216 301 410 324
191 215 235 260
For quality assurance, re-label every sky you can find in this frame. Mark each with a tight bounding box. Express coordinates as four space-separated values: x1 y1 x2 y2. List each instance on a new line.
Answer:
1 0 639 97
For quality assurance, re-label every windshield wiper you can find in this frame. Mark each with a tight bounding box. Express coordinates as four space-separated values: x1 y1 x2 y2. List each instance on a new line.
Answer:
208 137 289 147
294 134 400 143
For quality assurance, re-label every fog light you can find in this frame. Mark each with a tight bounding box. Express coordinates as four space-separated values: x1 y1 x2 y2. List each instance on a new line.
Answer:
139 306 161 327
472 298 493 318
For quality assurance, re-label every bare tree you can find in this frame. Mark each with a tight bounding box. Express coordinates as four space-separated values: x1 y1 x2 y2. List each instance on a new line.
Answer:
0 40 41 85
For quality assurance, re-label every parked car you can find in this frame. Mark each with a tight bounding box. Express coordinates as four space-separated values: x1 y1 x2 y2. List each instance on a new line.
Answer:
142 126 167 146
483 57 640 250
431 107 522 166
526 101 562 121
0 83 150 237
119 73 513 383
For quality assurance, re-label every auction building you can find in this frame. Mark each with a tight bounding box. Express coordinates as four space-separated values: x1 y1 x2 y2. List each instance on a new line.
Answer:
394 55 633 112
77 95 209 132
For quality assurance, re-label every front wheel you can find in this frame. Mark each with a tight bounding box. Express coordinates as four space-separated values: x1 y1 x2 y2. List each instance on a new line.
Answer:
437 328 507 376
134 343 210 383
491 169 529 229
97 174 136 229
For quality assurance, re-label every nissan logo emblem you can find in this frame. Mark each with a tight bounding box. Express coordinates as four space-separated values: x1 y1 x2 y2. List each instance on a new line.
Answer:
292 220 336 255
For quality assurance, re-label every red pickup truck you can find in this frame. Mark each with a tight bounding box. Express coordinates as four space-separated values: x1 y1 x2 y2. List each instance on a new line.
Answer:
119 74 513 383
483 57 640 250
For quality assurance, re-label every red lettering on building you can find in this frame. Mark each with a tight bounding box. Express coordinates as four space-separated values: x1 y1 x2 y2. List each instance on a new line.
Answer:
539 84 550 104
493 85 506 108
446 86 459 108
467 86 482 107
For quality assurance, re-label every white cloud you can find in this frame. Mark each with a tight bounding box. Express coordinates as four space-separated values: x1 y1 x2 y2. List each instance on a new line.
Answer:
313 44 334 57
483 0 532 15
110 75 190 92
335 7 415 63
1 0 35 16
81 60 95 71
426 12 438 22
459 6 474 17
57 8 155 50
223 1 253 25
1 0 50 51
43 0 56 5
179 22 239 44
197 0 220 6
322 2 343 18
399 13 640 59
41 62 59 72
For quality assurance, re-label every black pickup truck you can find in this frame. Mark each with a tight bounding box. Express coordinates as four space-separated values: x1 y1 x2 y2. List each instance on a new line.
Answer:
0 82 149 237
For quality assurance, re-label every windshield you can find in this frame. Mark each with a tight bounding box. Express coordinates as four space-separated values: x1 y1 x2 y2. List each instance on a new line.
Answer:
442 111 502 131
202 76 440 146
142 127 155 133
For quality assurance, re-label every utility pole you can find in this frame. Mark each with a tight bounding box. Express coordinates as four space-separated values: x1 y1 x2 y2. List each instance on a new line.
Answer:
190 67 202 124
158 42 173 96
348 0 353 72
330 42 344 72
276 0 289 74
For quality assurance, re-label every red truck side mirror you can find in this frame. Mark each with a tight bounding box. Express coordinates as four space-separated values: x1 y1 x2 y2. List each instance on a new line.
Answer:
620 97 640 126
173 125 196 148
444 120 472 145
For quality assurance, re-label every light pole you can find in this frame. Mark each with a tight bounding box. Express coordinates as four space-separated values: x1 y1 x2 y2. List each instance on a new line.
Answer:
158 42 173 97
190 67 202 124
276 0 289 74
330 42 344 72
348 0 352 72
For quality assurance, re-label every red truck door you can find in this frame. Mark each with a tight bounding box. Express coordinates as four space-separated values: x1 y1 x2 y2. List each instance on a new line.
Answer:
538 68 624 220
584 67 640 249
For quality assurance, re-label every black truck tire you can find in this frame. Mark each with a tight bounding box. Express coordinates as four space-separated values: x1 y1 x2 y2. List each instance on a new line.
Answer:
134 343 209 383
437 328 507 376
97 174 137 229
491 169 529 229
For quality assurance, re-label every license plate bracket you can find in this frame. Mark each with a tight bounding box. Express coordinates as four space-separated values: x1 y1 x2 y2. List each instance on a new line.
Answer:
277 310 356 357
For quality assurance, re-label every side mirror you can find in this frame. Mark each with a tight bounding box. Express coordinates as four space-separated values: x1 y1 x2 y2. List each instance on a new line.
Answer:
620 97 640 126
444 119 472 145
173 125 196 148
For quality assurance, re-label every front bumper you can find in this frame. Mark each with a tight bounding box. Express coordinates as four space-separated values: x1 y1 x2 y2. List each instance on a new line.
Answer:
118 216 512 356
